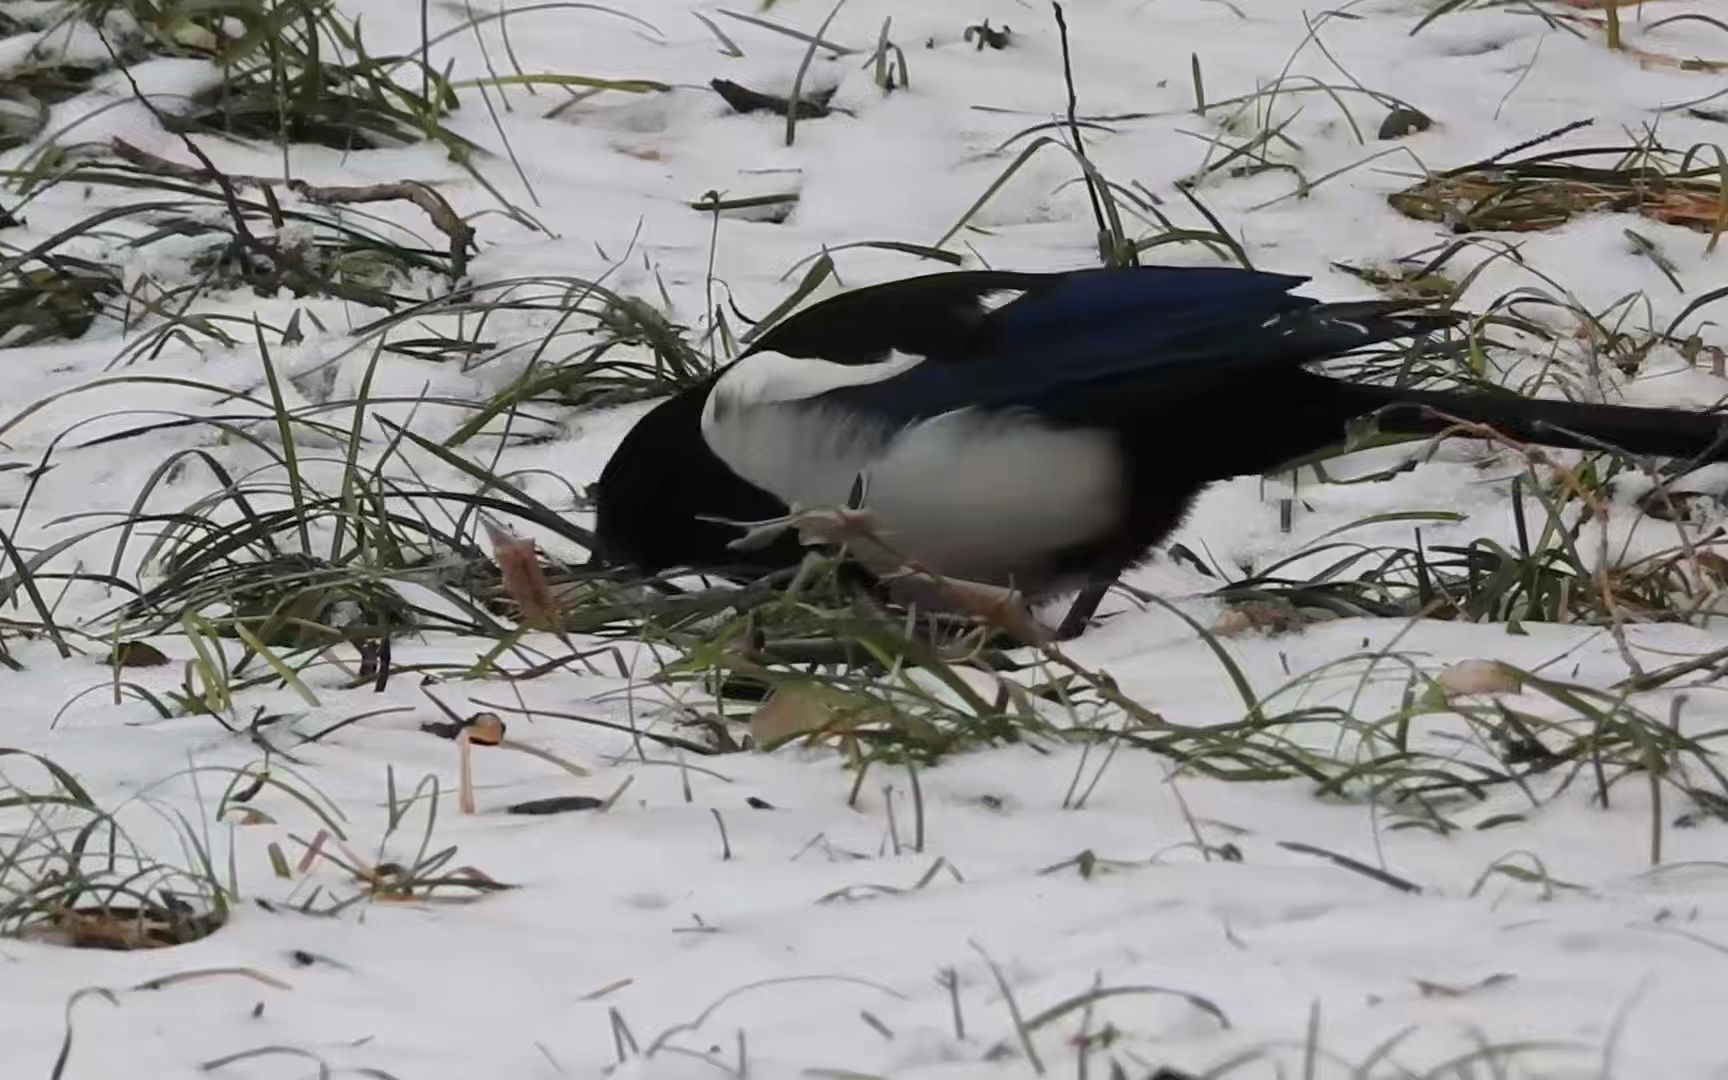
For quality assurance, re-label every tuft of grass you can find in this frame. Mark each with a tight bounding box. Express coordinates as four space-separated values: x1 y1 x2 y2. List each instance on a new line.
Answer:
1389 134 1728 252
0 147 470 351
287 767 513 911
0 0 472 159
1412 0 1726 72
0 750 228 950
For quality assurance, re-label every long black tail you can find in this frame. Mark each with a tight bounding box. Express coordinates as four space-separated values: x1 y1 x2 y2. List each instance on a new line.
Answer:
1324 377 1728 466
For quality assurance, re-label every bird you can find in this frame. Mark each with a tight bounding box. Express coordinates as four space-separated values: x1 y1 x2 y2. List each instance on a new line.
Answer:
593 265 1728 639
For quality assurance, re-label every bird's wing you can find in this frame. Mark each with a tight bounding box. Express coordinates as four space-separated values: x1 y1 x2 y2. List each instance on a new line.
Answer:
746 269 1056 365
733 265 1447 424
828 266 1450 422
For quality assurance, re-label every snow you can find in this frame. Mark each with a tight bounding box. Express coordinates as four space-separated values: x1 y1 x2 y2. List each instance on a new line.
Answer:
5 0 1728 1077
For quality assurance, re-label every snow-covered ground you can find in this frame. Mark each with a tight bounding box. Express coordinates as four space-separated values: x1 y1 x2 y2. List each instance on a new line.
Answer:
5 1 1728 1076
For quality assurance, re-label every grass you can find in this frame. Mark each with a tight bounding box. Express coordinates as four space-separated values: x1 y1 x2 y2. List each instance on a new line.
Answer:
0 748 228 950
6 0 466 155
607 956 1612 1078
1413 0 1728 73
1389 132 1728 252
283 765 514 912
0 737 504 949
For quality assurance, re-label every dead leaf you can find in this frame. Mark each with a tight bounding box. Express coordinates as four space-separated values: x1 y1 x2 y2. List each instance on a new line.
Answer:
107 641 169 667
1695 551 1728 585
1213 602 1305 638
751 686 835 746
485 520 559 631
1434 659 1523 699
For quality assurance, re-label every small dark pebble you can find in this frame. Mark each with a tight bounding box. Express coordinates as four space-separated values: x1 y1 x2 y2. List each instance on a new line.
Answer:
507 795 605 815
746 796 775 810
289 949 316 967
1378 106 1433 140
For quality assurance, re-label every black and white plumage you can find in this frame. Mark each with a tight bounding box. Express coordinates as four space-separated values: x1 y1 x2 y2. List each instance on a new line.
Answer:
595 265 1728 636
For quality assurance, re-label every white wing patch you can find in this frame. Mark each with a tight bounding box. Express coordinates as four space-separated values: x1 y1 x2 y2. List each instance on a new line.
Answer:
700 391 1123 593
709 348 927 409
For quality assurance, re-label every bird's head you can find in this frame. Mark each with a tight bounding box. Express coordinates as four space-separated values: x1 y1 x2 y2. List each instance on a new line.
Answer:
592 378 797 577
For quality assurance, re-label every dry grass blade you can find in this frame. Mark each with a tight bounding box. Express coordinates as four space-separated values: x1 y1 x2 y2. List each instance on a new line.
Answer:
105 138 476 281
1390 142 1728 240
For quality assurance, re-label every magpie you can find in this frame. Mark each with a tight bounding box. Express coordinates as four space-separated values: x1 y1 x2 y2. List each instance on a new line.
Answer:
594 265 1728 638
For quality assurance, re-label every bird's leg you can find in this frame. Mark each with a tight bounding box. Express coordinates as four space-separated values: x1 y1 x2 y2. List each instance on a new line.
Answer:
1055 577 1116 641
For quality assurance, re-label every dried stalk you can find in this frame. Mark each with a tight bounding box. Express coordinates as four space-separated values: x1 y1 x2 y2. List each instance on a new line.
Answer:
106 138 476 281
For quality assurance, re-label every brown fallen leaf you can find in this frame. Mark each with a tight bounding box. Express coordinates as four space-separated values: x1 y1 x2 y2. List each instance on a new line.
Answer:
751 686 836 747
107 641 170 667
1433 659 1523 699
1212 601 1305 639
484 520 560 632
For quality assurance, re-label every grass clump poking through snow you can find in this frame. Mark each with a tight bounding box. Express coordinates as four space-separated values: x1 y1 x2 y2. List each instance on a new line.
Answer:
0 142 471 341
1212 442 1728 632
0 749 228 950
21 0 471 153
1389 129 1728 251
286 765 514 911
412 273 717 438
1414 0 1728 72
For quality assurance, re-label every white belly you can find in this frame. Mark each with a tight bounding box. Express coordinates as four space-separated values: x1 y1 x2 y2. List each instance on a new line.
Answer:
702 397 1124 590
